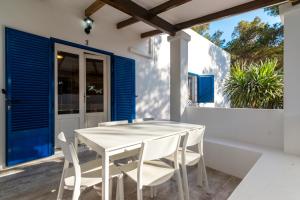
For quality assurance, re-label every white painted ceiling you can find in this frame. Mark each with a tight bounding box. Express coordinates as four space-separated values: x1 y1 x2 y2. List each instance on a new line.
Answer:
59 0 280 34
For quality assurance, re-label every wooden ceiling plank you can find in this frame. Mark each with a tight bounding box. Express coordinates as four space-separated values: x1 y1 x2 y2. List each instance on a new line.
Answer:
117 0 191 29
100 0 177 35
85 0 105 17
175 0 288 30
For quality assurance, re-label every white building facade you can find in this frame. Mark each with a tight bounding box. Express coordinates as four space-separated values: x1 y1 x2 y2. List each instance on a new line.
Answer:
0 0 230 168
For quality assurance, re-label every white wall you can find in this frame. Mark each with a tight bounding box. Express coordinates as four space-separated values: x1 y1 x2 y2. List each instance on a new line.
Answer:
281 4 300 155
0 0 171 168
182 107 284 150
185 29 231 108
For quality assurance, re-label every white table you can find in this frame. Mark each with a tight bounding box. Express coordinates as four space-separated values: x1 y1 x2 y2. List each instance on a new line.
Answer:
74 120 204 200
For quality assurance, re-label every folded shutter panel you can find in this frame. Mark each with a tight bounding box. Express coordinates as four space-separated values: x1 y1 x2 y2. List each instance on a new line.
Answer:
111 55 136 122
197 75 214 103
5 28 53 166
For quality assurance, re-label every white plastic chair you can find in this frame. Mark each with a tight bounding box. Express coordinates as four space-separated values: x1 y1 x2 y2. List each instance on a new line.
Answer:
98 120 139 163
132 118 155 123
121 134 185 200
167 127 209 200
57 132 124 200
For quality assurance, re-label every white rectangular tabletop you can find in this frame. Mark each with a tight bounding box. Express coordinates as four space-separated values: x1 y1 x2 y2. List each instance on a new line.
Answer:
75 120 204 153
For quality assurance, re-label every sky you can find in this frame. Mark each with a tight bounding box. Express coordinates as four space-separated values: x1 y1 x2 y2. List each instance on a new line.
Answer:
208 8 282 43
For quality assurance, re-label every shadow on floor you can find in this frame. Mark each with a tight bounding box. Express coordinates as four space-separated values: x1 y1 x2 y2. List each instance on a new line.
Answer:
0 150 241 200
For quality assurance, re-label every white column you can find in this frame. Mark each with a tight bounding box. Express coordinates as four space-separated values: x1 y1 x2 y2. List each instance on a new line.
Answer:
282 5 300 155
168 31 191 122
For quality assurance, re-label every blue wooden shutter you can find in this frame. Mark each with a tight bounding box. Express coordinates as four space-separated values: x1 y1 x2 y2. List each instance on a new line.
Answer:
111 55 136 122
5 28 54 166
197 75 214 103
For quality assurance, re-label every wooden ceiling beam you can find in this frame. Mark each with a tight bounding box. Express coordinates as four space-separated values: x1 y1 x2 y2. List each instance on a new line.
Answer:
100 0 177 35
140 0 288 38
141 30 163 38
117 0 191 29
85 0 105 17
291 0 300 6
175 0 288 30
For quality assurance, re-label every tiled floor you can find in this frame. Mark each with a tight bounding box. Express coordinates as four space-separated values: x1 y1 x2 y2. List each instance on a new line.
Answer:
0 150 241 200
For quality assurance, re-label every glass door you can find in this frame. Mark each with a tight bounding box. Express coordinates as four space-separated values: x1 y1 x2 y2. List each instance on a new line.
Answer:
84 54 108 127
55 44 84 145
54 44 109 147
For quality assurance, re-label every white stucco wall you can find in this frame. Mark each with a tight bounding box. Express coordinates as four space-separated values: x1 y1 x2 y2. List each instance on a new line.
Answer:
182 107 284 150
185 29 231 108
281 4 300 155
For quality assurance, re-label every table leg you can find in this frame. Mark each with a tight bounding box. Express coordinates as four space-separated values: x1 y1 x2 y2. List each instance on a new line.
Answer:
102 152 110 200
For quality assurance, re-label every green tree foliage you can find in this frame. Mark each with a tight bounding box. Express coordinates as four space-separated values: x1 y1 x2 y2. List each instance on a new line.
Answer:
192 24 210 35
225 17 284 69
192 24 225 48
264 6 279 16
224 59 283 109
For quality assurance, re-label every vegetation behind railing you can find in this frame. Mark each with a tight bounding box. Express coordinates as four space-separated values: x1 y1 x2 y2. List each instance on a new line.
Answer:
224 59 283 109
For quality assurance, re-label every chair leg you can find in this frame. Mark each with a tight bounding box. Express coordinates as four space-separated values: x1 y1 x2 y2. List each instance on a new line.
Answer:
57 179 64 200
116 175 124 200
72 187 81 200
182 165 190 200
109 178 113 199
150 187 154 198
137 186 143 200
197 157 209 189
57 162 69 200
201 157 209 190
175 169 185 200
57 175 65 200
197 158 204 187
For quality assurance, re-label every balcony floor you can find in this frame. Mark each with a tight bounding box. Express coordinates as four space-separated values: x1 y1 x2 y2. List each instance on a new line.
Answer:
0 150 241 200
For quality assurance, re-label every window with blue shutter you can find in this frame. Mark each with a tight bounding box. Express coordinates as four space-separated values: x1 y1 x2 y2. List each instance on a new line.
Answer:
5 28 54 166
111 55 136 122
197 75 214 103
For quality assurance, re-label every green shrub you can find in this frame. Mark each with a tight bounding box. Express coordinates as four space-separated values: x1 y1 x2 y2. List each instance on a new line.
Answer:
224 59 283 109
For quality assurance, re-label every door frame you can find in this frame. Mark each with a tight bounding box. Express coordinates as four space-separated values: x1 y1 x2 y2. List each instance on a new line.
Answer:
54 43 111 147
84 53 108 127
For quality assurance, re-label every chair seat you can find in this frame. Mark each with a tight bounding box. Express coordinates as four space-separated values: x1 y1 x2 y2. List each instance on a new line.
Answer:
166 149 201 166
121 160 175 186
64 159 121 190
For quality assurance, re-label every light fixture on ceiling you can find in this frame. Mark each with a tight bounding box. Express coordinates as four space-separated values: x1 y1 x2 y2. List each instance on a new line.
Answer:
84 17 94 34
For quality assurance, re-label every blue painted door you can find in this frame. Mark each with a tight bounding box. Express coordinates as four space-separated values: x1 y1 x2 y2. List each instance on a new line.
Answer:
111 55 136 122
5 28 54 166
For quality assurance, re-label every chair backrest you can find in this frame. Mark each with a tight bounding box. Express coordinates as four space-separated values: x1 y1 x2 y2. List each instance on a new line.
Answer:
98 120 128 126
182 127 205 154
132 118 155 123
57 132 79 165
140 134 181 161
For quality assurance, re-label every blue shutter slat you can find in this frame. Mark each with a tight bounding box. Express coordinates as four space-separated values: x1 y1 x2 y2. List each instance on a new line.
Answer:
197 75 214 103
111 55 136 122
5 27 54 166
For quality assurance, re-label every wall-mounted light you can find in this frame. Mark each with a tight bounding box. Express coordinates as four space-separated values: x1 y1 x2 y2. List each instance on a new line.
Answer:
84 17 94 34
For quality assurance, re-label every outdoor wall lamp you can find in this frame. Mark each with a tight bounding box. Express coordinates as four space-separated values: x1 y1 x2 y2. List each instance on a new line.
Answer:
84 17 94 34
